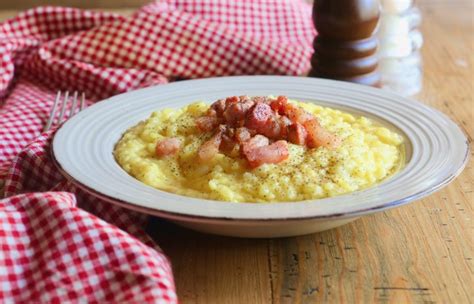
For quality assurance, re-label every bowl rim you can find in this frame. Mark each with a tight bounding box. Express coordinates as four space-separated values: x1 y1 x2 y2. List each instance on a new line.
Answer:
52 76 470 221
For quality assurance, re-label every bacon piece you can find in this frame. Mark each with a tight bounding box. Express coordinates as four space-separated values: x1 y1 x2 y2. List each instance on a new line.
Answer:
235 127 252 143
244 140 289 168
258 116 281 139
283 103 313 124
277 115 292 139
270 96 288 114
198 127 224 162
287 123 307 145
155 137 182 157
241 135 269 156
304 119 341 149
245 102 273 131
196 116 220 132
225 96 239 104
259 114 293 140
279 115 292 127
223 99 255 127
223 96 239 111
219 127 235 154
210 99 227 117
252 96 269 104
239 95 252 103
219 134 238 156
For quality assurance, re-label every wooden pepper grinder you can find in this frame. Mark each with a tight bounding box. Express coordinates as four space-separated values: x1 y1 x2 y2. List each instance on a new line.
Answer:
309 0 381 87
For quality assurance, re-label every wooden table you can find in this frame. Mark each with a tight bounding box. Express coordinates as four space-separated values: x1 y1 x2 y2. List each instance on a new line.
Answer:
1 0 472 303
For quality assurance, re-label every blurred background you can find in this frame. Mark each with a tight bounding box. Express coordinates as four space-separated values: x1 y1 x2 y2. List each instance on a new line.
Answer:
0 0 149 9
0 0 465 9
0 0 466 19
0 1 152 20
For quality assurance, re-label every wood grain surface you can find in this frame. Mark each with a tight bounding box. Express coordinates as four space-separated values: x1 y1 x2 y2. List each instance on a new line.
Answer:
0 0 472 303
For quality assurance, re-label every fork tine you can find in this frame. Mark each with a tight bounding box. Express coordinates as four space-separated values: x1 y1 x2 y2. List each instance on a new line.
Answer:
80 92 86 110
44 91 85 132
69 91 79 117
57 91 69 125
44 91 61 132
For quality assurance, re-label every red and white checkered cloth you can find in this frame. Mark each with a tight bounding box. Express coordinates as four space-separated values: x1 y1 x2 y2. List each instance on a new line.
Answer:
0 1 314 302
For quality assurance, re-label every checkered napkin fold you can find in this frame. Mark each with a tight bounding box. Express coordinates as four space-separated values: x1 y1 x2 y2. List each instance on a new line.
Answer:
0 1 314 302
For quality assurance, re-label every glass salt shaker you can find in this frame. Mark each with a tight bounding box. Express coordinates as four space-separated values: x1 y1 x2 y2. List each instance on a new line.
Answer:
378 0 423 96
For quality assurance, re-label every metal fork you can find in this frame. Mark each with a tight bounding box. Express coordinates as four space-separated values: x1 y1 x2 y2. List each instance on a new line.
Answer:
44 91 86 132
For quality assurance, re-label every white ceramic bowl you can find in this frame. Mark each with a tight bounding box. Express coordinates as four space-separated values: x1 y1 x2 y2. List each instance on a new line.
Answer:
52 76 469 238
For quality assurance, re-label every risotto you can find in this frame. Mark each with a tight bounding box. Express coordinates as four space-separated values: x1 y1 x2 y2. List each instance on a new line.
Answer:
114 96 404 203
